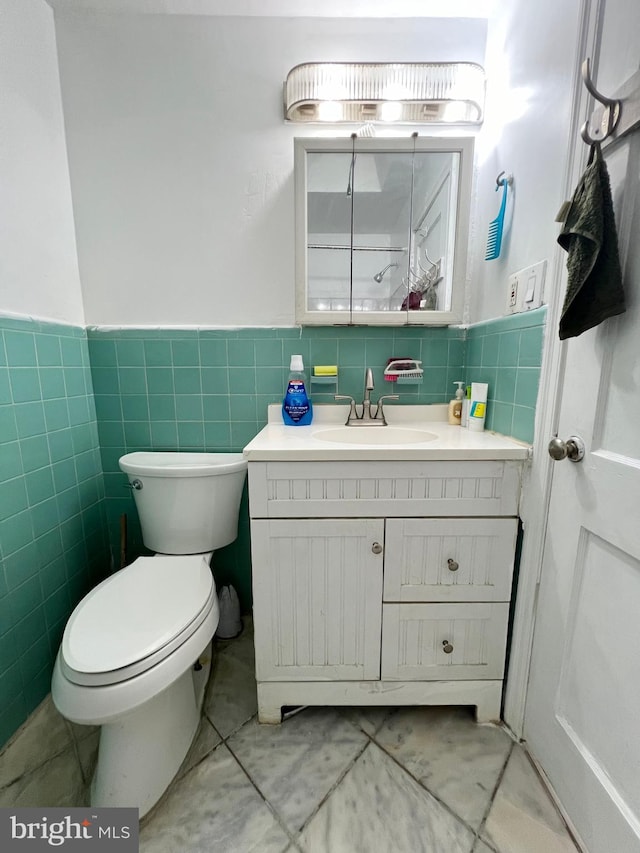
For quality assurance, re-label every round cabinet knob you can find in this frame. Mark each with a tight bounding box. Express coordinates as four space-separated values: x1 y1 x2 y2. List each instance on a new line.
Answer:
548 435 585 463
371 542 383 555
447 558 459 572
442 641 454 654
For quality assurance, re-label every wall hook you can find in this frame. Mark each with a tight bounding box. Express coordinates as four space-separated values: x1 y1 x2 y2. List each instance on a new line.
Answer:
580 58 621 145
495 171 513 190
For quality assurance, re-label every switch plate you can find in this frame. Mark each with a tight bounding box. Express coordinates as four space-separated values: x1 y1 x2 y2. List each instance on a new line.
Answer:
505 260 546 314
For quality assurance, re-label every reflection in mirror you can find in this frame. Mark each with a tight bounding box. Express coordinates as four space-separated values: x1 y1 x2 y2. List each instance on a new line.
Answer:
295 137 473 326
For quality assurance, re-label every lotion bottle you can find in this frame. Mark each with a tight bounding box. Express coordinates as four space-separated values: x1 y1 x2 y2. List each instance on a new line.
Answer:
447 381 464 425
282 355 313 426
468 382 488 432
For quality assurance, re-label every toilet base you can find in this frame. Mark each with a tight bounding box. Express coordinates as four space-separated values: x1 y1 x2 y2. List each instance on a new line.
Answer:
90 642 212 818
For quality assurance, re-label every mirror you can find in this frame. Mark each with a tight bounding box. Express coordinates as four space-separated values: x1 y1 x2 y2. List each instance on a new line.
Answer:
294 136 474 325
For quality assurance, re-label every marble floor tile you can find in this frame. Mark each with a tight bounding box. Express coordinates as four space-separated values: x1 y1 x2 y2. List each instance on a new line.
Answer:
374 706 513 831
339 705 394 737
77 729 100 787
214 615 255 668
299 742 475 853
140 743 290 853
482 745 580 853
227 707 369 834
0 746 85 808
177 717 222 780
0 696 72 789
205 621 258 738
472 840 496 853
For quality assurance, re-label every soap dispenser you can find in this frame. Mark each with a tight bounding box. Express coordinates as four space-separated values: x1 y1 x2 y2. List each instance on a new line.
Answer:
448 381 464 425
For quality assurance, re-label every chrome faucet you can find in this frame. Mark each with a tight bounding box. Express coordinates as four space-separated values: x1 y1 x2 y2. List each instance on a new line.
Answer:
361 367 375 421
335 368 399 426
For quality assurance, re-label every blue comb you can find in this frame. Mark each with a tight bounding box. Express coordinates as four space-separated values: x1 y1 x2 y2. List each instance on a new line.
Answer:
485 176 510 260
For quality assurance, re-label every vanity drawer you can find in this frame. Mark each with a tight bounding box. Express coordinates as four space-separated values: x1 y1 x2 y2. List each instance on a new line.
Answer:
383 518 517 602
381 602 510 681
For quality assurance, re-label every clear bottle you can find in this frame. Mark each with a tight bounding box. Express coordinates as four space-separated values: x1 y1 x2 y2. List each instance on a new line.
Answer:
282 355 313 426
460 384 471 428
447 381 464 425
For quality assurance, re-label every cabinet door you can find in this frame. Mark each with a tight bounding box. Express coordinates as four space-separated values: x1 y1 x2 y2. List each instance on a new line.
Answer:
381 602 510 681
384 518 517 602
251 519 384 681
295 137 473 326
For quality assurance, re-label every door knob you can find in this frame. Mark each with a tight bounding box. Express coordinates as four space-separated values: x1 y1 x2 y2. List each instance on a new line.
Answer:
548 435 585 463
371 542 383 555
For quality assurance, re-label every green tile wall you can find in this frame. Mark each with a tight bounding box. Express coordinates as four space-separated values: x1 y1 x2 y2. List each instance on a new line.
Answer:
0 316 110 749
464 307 547 443
0 311 545 749
88 325 466 611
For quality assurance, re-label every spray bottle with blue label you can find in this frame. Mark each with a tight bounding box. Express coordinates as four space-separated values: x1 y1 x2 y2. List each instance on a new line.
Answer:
282 355 313 426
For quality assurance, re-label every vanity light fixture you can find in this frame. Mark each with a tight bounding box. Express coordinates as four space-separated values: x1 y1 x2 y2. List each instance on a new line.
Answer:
284 62 485 124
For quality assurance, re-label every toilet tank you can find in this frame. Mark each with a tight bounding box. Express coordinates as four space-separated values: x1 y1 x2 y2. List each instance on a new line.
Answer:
119 452 247 555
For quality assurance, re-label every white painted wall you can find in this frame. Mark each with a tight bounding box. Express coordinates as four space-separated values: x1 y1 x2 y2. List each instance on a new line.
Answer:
466 0 583 324
53 12 486 326
0 0 84 325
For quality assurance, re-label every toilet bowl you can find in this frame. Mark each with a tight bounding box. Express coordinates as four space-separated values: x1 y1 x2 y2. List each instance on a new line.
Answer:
51 452 247 817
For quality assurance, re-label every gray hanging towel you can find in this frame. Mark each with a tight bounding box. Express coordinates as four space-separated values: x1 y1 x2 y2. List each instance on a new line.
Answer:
557 142 625 340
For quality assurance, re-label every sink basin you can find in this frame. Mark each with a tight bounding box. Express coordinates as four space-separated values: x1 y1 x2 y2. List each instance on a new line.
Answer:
313 426 438 445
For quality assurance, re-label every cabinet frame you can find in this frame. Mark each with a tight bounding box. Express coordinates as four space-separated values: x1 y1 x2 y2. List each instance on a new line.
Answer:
294 136 474 326
249 460 521 725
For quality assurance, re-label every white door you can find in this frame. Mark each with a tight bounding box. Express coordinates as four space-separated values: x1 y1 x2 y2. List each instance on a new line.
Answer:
524 3 640 851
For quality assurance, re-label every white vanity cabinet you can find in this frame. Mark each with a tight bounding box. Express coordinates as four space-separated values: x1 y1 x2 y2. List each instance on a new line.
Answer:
248 457 522 724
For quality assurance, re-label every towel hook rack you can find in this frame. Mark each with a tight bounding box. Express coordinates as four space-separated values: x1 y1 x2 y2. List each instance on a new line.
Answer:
580 58 621 145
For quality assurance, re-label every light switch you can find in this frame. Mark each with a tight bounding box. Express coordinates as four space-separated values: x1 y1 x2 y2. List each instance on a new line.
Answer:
524 273 536 304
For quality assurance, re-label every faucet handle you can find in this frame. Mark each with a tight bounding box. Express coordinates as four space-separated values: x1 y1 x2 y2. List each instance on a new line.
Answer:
334 395 357 424
374 395 399 424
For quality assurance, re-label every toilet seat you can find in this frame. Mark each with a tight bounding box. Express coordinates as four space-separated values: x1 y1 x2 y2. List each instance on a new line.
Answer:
61 555 214 687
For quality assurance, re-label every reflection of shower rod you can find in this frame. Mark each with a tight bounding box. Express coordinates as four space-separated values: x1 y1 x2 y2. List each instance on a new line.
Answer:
307 244 407 252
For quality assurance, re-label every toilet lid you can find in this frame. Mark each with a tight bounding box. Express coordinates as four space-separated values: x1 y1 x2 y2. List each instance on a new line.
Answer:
62 555 213 675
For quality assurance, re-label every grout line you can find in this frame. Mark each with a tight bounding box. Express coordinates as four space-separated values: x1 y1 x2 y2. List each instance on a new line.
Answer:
204 707 258 744
518 743 585 853
224 736 300 846
471 738 514 852
291 733 371 839
367 726 482 841
220 704 372 846
63 719 90 789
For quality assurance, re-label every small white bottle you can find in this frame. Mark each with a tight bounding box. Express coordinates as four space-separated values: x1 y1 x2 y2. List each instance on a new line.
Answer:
447 381 464 426
468 382 488 432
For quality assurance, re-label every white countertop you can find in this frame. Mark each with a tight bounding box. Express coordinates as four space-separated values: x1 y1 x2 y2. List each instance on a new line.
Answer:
243 404 531 462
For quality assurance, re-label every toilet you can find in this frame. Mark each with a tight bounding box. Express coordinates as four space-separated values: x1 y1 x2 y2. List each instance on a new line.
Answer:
51 451 247 817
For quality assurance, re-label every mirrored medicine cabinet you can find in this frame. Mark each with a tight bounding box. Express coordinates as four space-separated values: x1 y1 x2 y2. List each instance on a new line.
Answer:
294 136 474 326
